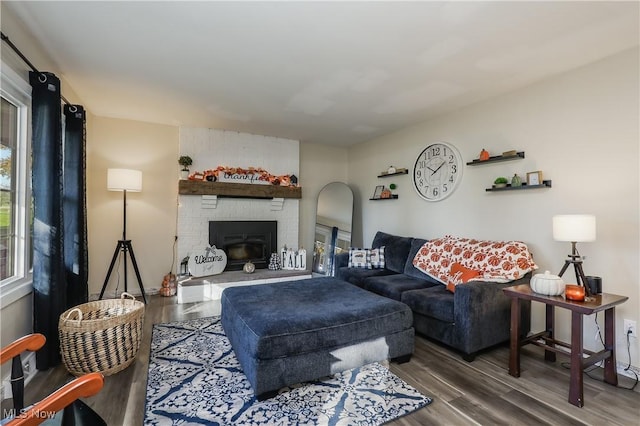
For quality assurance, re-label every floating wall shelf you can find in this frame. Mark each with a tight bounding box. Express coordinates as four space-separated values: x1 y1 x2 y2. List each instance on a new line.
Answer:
467 151 525 166
178 180 302 199
485 180 552 192
369 195 399 200
377 168 408 178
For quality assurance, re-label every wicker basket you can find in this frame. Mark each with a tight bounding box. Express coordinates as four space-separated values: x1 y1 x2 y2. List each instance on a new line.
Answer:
58 292 145 376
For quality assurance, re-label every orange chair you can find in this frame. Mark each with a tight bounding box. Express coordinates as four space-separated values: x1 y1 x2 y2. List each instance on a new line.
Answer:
1 334 105 426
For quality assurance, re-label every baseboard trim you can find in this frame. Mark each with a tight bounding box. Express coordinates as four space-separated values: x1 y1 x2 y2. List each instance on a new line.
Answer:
616 361 640 380
89 288 159 301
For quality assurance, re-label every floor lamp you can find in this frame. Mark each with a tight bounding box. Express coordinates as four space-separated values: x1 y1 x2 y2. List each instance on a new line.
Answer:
553 214 596 297
99 168 147 303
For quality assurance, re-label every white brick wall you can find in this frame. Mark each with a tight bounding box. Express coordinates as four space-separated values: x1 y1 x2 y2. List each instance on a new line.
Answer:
180 127 299 177
178 127 300 262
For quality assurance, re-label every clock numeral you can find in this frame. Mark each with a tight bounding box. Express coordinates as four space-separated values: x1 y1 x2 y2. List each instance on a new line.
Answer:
443 184 448 193
451 164 457 174
432 187 439 197
431 147 441 157
449 175 454 183
448 154 454 163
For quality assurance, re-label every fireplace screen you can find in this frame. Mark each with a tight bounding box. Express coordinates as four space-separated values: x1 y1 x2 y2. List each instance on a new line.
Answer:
209 220 277 271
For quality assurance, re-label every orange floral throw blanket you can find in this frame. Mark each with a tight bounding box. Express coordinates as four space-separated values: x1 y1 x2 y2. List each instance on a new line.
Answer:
412 236 538 286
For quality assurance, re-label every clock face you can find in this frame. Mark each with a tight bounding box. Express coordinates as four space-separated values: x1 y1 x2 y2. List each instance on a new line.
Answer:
413 142 463 201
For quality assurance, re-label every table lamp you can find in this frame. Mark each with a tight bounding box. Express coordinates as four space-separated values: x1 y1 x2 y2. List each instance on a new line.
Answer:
552 214 596 297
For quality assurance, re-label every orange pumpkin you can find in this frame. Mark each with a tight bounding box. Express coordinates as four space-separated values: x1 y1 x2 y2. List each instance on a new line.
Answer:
159 286 176 297
479 149 490 161
160 273 177 297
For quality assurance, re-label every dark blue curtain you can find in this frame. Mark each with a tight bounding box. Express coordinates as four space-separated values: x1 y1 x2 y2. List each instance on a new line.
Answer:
64 105 88 307
30 72 88 370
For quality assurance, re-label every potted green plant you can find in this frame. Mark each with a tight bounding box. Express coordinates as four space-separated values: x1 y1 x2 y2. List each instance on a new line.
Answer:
178 155 193 179
493 176 509 188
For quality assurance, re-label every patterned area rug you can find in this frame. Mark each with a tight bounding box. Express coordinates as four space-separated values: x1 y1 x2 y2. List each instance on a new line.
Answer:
144 317 432 425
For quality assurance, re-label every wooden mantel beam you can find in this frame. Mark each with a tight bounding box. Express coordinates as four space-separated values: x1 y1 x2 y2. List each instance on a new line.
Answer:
178 180 302 199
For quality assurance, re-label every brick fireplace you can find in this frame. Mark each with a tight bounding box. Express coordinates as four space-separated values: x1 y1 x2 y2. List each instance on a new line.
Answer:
177 127 300 269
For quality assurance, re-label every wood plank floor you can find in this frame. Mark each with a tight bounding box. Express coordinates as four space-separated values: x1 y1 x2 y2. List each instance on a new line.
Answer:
5 295 639 425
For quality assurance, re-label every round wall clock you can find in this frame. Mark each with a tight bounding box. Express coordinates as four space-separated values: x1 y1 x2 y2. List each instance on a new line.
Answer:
413 142 463 202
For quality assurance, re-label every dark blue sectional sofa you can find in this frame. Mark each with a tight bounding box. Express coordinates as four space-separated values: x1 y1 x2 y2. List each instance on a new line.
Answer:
336 231 532 361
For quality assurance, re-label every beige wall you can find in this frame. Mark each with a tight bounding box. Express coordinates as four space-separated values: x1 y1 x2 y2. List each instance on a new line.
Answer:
88 117 179 297
347 47 640 367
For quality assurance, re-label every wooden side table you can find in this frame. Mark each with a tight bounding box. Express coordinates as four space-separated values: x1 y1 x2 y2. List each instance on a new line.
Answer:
503 284 628 407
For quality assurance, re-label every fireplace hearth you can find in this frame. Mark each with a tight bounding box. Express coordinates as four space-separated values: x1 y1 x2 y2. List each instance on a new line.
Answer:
209 220 277 271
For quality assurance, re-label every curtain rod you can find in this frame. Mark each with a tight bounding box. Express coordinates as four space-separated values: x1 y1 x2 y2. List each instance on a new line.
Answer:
1 31 71 105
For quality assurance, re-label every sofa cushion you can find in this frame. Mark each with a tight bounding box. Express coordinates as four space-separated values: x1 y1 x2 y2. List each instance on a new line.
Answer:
348 248 370 268
369 246 385 269
372 231 413 274
401 285 454 323
347 247 386 269
337 266 394 288
412 236 538 284
363 274 439 301
403 238 440 284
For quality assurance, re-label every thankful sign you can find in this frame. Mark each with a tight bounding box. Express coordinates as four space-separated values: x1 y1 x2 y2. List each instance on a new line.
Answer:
188 245 227 277
218 172 270 185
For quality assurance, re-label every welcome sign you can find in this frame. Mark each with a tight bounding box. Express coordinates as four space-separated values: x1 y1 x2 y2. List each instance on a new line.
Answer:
188 245 228 277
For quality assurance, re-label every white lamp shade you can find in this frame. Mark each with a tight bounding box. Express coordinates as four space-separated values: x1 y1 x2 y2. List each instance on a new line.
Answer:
552 215 596 242
107 168 142 192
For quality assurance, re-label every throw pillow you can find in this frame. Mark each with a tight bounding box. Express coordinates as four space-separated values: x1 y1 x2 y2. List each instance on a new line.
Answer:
369 246 386 269
412 235 538 284
446 262 481 293
348 248 370 268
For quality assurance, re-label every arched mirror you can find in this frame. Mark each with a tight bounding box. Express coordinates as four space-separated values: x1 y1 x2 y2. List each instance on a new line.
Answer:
312 182 353 276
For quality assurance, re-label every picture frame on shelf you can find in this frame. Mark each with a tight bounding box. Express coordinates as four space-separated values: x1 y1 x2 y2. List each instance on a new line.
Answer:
372 185 384 199
527 171 543 186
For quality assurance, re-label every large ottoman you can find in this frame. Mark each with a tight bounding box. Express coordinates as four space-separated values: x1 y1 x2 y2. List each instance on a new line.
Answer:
221 277 414 400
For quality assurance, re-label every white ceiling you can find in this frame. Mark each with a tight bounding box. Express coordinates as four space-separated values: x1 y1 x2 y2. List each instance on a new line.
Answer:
5 1 639 146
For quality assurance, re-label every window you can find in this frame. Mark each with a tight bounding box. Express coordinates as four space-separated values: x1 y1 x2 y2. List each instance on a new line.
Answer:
0 63 32 307
1 97 17 279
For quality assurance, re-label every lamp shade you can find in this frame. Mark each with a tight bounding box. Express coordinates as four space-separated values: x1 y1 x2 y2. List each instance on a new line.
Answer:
552 215 596 242
107 168 142 192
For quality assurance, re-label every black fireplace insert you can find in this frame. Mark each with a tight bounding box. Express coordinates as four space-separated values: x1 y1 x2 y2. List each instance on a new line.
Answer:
209 220 277 271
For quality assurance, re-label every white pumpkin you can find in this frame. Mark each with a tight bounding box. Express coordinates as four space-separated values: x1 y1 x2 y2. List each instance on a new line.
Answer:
530 270 565 296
